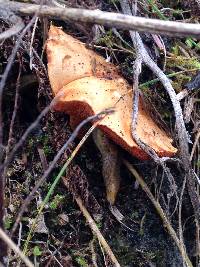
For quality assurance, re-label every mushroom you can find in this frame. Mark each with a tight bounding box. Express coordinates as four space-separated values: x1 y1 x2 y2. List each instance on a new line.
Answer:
46 26 177 203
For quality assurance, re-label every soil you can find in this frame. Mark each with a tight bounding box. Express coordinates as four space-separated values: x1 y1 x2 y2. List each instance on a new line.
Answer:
1 1 200 266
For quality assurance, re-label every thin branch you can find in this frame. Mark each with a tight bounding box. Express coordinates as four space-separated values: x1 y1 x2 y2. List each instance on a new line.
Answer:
1 2 200 37
10 108 114 237
190 129 200 162
5 62 21 157
120 0 200 223
75 196 120 267
123 160 193 267
0 15 36 261
0 7 24 40
0 15 36 145
62 181 121 267
0 228 34 267
178 175 187 255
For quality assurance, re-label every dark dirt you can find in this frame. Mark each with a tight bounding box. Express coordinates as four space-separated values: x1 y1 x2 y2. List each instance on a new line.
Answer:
1 0 200 266
3 70 186 266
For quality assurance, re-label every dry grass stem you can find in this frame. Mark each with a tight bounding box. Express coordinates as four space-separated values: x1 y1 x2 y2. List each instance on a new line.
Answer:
120 0 200 224
10 108 114 237
0 228 34 267
63 176 121 267
123 159 193 267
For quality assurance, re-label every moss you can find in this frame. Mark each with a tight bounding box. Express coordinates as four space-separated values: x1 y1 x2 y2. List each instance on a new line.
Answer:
4 216 13 230
75 256 88 267
167 55 200 70
49 194 65 210
95 29 115 47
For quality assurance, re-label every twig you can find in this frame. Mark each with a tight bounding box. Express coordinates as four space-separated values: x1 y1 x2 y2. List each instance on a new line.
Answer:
177 89 189 101
123 159 193 267
5 63 21 158
0 7 24 40
178 175 187 256
17 222 22 248
140 69 198 89
120 0 200 223
10 108 114 237
0 15 36 261
98 240 108 267
190 129 200 162
0 15 36 145
29 16 39 70
22 121 99 256
1 2 200 37
89 238 98 267
0 227 34 267
63 180 121 267
120 0 179 215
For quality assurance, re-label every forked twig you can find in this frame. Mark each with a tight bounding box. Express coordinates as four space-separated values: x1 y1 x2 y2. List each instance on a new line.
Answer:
120 0 200 223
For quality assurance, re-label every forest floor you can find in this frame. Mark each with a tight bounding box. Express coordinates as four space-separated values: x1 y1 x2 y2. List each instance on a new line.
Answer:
1 0 200 266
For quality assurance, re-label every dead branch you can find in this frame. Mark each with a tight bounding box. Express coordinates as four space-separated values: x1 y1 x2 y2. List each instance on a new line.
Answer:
120 0 200 224
190 129 200 162
10 108 114 237
62 175 121 267
5 62 21 158
0 15 36 261
0 228 34 267
1 1 200 37
75 196 120 267
0 15 37 145
123 160 193 267
0 7 24 40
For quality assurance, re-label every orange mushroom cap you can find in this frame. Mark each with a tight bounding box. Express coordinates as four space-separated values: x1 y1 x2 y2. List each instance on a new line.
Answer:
46 25 177 160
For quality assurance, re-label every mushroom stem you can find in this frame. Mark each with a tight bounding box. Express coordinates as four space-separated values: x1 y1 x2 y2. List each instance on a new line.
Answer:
93 129 121 204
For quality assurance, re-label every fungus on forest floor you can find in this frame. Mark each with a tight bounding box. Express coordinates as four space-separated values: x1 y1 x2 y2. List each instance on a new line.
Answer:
46 25 177 161
46 25 178 204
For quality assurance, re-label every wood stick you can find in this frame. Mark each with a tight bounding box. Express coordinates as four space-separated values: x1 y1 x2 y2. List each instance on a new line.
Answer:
0 2 200 37
75 196 121 267
0 228 34 267
123 159 193 267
